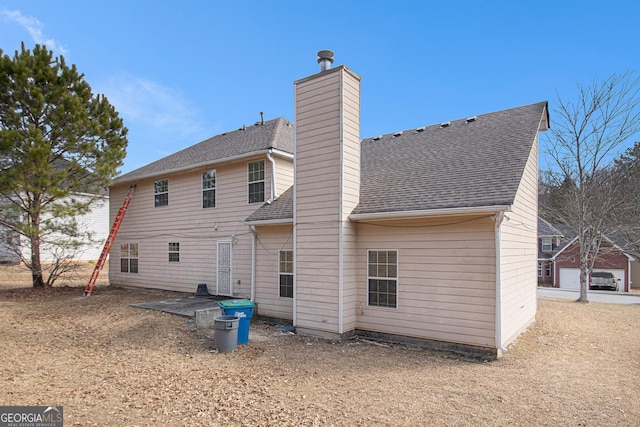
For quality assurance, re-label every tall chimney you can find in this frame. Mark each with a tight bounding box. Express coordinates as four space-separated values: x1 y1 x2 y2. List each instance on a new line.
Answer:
294 51 361 338
317 50 334 72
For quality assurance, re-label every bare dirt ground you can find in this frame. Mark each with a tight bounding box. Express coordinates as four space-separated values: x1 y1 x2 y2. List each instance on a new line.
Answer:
0 267 639 426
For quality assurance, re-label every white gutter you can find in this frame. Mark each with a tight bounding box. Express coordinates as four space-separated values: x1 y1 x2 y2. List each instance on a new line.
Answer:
493 211 508 354
266 149 279 200
245 218 293 226
249 225 257 302
350 205 511 221
270 148 294 160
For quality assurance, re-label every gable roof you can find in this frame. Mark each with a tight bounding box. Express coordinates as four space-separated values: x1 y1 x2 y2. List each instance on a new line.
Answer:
247 102 548 223
352 102 548 216
538 217 564 238
114 117 294 184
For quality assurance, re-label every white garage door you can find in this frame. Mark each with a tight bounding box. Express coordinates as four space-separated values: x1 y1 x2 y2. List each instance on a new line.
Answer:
559 268 625 291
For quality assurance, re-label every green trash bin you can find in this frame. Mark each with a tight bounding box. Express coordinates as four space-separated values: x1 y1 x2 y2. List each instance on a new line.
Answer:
218 299 255 345
213 315 239 353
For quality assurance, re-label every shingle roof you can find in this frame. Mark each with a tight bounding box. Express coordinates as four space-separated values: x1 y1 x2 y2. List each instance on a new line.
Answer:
247 102 548 222
245 186 294 223
538 217 563 237
114 117 294 184
353 102 548 215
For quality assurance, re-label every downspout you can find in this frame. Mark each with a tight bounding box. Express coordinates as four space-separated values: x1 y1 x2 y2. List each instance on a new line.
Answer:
249 225 257 302
266 149 278 200
493 211 508 354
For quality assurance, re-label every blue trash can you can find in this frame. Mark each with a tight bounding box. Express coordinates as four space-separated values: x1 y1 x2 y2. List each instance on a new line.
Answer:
218 299 255 345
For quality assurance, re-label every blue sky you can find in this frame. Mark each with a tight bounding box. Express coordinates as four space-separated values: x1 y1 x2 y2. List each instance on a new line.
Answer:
1 0 639 174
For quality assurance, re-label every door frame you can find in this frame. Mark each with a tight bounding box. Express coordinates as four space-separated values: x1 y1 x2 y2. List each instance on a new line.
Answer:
217 240 233 296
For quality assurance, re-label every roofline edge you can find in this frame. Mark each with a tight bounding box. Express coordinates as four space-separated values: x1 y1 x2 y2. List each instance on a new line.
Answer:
113 149 287 185
349 205 512 221
244 218 294 225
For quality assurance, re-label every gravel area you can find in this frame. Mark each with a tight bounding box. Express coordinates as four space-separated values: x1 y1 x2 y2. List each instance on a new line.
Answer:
0 265 639 426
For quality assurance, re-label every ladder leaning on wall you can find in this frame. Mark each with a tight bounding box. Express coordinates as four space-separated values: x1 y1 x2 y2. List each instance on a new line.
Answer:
83 185 135 297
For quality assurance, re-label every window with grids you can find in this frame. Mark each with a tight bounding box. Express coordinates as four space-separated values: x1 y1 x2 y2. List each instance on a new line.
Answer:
368 250 397 308
545 263 552 277
168 242 180 262
202 170 216 208
120 243 139 273
279 250 293 298
541 237 552 252
154 179 169 207
538 262 542 277
248 160 265 203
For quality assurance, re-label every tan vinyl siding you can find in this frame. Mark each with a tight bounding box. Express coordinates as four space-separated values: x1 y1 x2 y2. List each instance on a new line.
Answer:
108 155 282 296
498 134 539 345
294 67 361 334
254 224 294 320
355 216 497 348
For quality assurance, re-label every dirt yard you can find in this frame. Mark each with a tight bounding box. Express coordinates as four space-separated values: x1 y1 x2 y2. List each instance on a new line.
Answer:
0 268 639 426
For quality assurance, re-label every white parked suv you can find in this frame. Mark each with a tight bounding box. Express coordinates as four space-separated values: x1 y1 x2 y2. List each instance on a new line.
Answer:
589 272 618 291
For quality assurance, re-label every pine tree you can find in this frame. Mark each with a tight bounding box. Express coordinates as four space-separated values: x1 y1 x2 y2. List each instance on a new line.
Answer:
0 43 128 287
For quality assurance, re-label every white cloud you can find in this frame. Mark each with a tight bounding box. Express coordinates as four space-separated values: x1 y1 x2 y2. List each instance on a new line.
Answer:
98 73 210 141
95 73 217 172
1 9 69 57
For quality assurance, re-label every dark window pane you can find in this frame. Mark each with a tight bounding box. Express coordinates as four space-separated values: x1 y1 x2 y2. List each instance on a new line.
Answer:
120 258 129 273
249 182 264 203
130 259 139 274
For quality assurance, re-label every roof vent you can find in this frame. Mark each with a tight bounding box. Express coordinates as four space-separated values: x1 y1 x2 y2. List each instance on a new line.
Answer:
415 126 426 132
392 131 403 138
372 135 382 141
465 116 477 123
317 50 334 72
440 121 451 128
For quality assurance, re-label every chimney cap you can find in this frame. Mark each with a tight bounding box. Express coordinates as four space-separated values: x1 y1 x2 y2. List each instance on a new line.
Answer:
317 50 334 71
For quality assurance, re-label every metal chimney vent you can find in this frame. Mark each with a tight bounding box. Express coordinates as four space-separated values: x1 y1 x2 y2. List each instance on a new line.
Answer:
317 50 334 71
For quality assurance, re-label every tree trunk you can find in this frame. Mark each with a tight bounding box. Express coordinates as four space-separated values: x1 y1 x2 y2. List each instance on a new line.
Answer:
576 228 589 303
29 208 46 288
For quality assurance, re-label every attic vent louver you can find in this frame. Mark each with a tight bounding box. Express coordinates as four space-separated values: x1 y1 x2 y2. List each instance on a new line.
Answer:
392 131 403 138
372 136 382 141
440 121 451 128
465 116 477 123
415 126 426 132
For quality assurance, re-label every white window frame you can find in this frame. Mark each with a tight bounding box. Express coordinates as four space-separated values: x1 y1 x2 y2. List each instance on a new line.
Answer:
168 242 180 263
279 250 293 298
538 262 542 277
202 170 216 208
248 160 265 204
542 237 552 252
154 179 169 207
367 249 398 309
120 243 139 274
545 263 552 278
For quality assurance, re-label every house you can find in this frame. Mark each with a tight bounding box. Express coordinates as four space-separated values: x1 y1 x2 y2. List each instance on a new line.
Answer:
109 51 549 358
0 159 110 264
537 217 638 291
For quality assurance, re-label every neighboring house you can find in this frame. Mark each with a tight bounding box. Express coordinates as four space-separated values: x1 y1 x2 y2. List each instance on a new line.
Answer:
0 193 109 264
537 217 638 292
109 53 549 358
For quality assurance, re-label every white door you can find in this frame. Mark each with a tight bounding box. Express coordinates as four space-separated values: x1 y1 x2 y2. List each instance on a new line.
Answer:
217 241 233 296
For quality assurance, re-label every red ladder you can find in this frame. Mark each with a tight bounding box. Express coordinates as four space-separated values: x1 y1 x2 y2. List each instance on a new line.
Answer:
83 185 135 296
